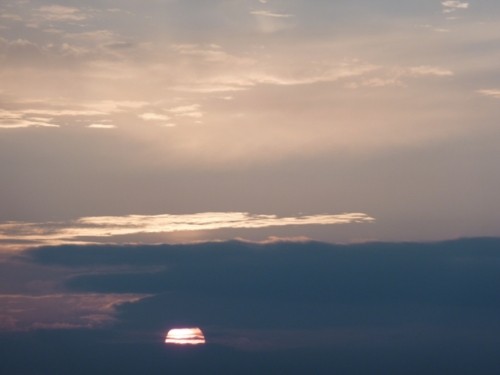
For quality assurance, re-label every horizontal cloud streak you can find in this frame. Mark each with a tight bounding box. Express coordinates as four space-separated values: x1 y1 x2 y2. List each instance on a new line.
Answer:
250 10 294 18
0 212 374 247
87 123 116 129
0 293 146 331
442 1 469 13
477 89 500 99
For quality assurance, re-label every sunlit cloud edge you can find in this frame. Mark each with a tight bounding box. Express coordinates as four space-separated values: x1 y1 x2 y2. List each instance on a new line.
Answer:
0 212 375 248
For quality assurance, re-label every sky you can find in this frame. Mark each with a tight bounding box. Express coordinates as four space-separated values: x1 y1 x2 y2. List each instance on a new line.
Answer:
1 1 500 373
1 0 500 247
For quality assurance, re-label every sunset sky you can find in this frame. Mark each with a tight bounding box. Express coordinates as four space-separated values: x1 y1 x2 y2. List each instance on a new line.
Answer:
1 1 500 373
1 0 500 247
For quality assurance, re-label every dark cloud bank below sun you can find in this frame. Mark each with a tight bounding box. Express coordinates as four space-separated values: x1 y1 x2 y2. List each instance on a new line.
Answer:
1 238 499 374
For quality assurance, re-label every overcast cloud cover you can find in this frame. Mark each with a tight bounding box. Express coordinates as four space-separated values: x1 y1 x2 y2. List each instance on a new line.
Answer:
1 0 500 373
0 239 499 373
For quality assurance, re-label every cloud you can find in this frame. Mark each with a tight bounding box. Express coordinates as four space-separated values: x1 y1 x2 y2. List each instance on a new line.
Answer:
196 60 378 90
0 38 44 63
0 293 146 330
442 1 469 13
23 238 500 334
139 113 170 121
250 64 377 85
175 59 380 93
1 239 499 372
0 109 59 128
407 65 454 77
64 30 121 47
1 13 22 22
21 109 106 117
171 44 248 63
0 107 104 129
83 100 148 113
87 124 116 129
36 5 87 22
250 8 296 33
477 89 500 99
168 105 202 114
0 99 151 130
0 212 375 247
0 121 59 129
168 104 204 118
250 10 294 18
346 65 454 89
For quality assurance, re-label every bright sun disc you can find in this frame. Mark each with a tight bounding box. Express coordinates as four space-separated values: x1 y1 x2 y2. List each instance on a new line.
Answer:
165 327 206 345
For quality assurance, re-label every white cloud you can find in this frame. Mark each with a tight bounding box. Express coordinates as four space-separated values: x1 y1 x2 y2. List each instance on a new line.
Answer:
251 66 377 85
22 108 106 116
189 60 378 91
139 112 170 121
407 65 454 77
477 89 500 99
0 121 59 129
250 9 295 33
250 10 294 18
0 109 59 129
37 5 87 21
172 44 251 64
0 212 375 246
172 84 248 93
168 104 204 118
13 100 147 120
345 65 453 89
87 123 116 129
84 100 148 113
442 1 469 13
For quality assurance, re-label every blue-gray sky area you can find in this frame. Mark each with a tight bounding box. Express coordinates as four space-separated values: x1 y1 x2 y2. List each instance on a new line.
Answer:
1 239 500 374
1 0 500 246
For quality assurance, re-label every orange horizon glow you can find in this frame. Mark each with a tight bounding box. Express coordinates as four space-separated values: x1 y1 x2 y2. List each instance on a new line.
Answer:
165 327 206 345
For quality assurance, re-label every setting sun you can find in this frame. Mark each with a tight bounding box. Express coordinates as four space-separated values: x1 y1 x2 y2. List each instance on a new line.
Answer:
165 328 206 345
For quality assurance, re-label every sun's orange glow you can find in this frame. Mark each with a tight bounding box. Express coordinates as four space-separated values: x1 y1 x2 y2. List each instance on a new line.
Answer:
165 327 206 345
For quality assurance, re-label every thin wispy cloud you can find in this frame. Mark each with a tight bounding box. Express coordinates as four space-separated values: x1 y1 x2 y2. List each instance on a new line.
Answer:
0 293 146 330
0 109 59 128
1 13 22 22
0 212 375 247
250 8 296 33
407 65 454 77
477 89 500 99
87 124 116 129
250 10 294 18
139 113 170 121
442 1 469 13
168 104 204 118
0 121 59 129
345 65 453 89
36 5 87 22
0 100 151 130
21 109 106 117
